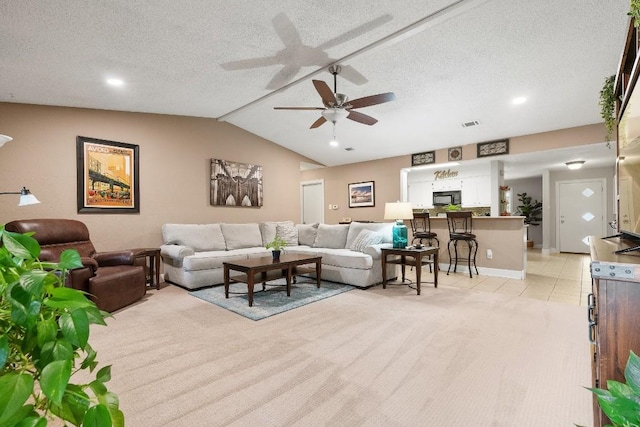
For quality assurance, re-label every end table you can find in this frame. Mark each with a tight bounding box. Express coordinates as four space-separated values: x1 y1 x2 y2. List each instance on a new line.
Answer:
381 246 439 295
134 248 161 290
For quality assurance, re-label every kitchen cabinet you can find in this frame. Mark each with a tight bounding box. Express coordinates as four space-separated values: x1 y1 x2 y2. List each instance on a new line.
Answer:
461 175 491 207
408 181 432 209
432 179 461 192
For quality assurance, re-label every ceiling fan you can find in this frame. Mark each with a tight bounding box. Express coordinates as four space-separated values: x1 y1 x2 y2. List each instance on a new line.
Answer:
274 65 396 129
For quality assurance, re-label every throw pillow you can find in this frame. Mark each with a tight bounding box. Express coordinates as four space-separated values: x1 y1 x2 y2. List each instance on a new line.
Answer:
349 229 384 252
220 223 263 250
276 224 299 246
312 224 350 249
259 221 294 247
297 223 319 246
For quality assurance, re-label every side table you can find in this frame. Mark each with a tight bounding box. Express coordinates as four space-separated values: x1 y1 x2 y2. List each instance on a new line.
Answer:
381 246 439 295
134 248 161 290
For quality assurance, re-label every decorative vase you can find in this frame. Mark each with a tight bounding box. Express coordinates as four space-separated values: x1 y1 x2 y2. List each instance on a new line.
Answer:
272 250 281 260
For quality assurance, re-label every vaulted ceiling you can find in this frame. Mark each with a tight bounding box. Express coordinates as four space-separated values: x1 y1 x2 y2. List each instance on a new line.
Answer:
0 1 629 173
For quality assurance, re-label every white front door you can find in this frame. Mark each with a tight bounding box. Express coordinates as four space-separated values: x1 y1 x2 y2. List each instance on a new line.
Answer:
557 179 606 253
301 180 324 224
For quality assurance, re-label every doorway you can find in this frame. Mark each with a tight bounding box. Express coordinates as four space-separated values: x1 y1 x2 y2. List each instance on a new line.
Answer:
300 180 324 224
556 179 606 253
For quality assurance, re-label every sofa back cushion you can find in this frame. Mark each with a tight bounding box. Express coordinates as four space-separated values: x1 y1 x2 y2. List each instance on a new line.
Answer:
276 224 299 246
162 224 226 251
296 223 319 246
313 224 350 249
345 222 394 248
221 223 263 249
259 221 294 247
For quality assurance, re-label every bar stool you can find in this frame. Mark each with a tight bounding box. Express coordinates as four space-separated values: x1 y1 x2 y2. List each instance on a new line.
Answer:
410 212 439 248
446 211 478 278
410 212 439 272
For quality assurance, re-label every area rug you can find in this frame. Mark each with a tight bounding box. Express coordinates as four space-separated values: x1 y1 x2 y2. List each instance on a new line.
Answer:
188 277 354 320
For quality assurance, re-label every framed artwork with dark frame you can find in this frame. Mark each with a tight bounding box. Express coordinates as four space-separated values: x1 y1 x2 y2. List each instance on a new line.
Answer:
76 136 140 214
477 139 509 157
348 181 375 208
411 151 435 166
448 146 462 161
210 159 263 207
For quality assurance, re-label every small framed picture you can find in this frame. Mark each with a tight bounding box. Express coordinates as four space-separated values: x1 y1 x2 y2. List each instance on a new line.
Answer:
477 139 509 157
348 181 375 208
448 147 462 161
411 151 435 166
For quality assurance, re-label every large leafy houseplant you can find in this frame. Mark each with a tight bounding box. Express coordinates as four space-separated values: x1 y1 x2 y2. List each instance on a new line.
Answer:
582 350 640 427
516 192 542 226
0 225 123 426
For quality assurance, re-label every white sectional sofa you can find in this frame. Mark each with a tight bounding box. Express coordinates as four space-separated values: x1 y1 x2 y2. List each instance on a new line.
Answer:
160 221 397 290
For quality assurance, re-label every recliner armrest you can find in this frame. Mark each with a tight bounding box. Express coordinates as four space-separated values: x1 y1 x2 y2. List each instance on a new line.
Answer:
93 250 136 266
80 256 99 272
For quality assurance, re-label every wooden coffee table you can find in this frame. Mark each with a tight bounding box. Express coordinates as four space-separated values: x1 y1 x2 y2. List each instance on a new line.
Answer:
223 254 322 307
381 246 439 295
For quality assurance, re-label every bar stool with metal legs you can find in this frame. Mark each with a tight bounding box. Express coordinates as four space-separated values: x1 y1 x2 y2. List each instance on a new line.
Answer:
410 211 439 272
446 211 478 278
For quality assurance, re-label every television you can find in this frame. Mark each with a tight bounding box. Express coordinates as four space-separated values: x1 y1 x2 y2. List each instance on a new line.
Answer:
616 75 640 254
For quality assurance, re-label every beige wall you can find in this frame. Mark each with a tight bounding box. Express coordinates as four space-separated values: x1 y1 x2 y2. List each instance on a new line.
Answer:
0 103 310 250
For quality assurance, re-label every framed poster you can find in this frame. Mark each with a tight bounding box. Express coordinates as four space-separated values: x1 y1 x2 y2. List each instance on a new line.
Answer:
348 181 375 208
477 139 509 157
76 136 139 213
411 151 435 166
210 159 263 207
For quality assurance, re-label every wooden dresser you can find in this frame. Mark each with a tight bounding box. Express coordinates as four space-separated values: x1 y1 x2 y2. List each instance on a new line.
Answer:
589 236 640 427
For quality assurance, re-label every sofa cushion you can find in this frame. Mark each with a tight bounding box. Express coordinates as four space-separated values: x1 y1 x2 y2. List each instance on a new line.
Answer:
182 251 248 271
345 222 395 248
220 223 263 250
162 224 226 251
297 223 319 246
315 248 373 269
259 221 294 247
313 224 350 249
349 229 384 252
276 224 298 246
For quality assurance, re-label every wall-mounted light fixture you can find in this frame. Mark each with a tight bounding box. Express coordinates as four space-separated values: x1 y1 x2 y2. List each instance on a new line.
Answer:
0 187 41 206
0 134 13 148
565 160 585 170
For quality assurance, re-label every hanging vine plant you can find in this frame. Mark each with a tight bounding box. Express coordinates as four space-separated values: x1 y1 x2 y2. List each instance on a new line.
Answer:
599 74 616 143
630 0 640 27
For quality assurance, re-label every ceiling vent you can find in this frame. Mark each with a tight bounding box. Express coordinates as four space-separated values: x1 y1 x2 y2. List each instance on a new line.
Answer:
344 147 354 151
461 120 480 128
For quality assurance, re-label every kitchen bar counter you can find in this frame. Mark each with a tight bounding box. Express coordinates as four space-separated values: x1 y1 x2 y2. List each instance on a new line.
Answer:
415 216 526 279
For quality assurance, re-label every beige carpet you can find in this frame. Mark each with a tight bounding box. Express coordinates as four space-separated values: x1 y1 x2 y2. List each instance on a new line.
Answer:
83 282 592 426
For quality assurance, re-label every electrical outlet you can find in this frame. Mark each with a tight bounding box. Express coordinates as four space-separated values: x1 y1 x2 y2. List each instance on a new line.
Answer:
328 204 333 210
486 249 493 259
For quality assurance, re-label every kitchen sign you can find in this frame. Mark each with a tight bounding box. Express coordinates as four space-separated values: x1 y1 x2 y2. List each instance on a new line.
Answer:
434 169 459 180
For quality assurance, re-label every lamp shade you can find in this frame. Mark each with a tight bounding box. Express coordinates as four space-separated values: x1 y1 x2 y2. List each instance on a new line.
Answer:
384 202 414 221
19 187 41 206
0 134 13 148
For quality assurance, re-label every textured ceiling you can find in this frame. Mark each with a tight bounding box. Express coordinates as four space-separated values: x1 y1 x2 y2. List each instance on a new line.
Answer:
0 1 628 174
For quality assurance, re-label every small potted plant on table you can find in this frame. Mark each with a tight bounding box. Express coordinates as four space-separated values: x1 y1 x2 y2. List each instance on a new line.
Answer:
266 235 287 260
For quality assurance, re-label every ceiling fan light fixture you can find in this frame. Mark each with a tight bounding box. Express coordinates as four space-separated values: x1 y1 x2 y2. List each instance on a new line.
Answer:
321 108 349 124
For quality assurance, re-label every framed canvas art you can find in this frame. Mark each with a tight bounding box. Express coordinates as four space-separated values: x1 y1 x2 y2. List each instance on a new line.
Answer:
76 136 140 213
477 139 509 157
348 181 375 208
411 151 435 166
210 159 263 207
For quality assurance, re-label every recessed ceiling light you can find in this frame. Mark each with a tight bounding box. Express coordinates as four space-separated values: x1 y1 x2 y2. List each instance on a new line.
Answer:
106 78 124 87
512 96 526 105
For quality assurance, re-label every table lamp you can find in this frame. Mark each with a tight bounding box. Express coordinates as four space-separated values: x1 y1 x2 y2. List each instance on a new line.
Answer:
384 202 414 248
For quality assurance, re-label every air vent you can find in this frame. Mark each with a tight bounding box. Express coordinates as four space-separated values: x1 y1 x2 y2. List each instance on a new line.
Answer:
461 120 480 128
344 147 354 151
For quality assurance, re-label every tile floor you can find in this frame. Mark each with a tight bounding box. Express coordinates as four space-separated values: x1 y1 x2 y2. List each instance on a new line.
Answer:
401 248 592 306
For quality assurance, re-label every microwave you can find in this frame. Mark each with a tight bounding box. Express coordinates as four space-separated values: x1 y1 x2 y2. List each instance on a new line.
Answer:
433 190 461 206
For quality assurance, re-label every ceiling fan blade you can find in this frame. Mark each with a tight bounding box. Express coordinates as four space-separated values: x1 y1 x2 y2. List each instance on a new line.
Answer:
310 116 327 129
312 80 337 106
347 110 378 126
274 107 324 110
348 92 396 109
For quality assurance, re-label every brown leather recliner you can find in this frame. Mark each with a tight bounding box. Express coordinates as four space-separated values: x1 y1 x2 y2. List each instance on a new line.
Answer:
5 218 146 312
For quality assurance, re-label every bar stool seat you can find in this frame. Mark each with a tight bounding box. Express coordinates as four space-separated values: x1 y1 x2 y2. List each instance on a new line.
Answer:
446 211 478 278
410 211 439 272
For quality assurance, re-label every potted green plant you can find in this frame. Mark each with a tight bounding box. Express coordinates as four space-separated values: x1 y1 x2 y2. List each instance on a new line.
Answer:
579 350 640 427
630 0 640 27
445 203 462 212
0 225 123 426
516 192 542 247
599 74 616 143
265 235 287 260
